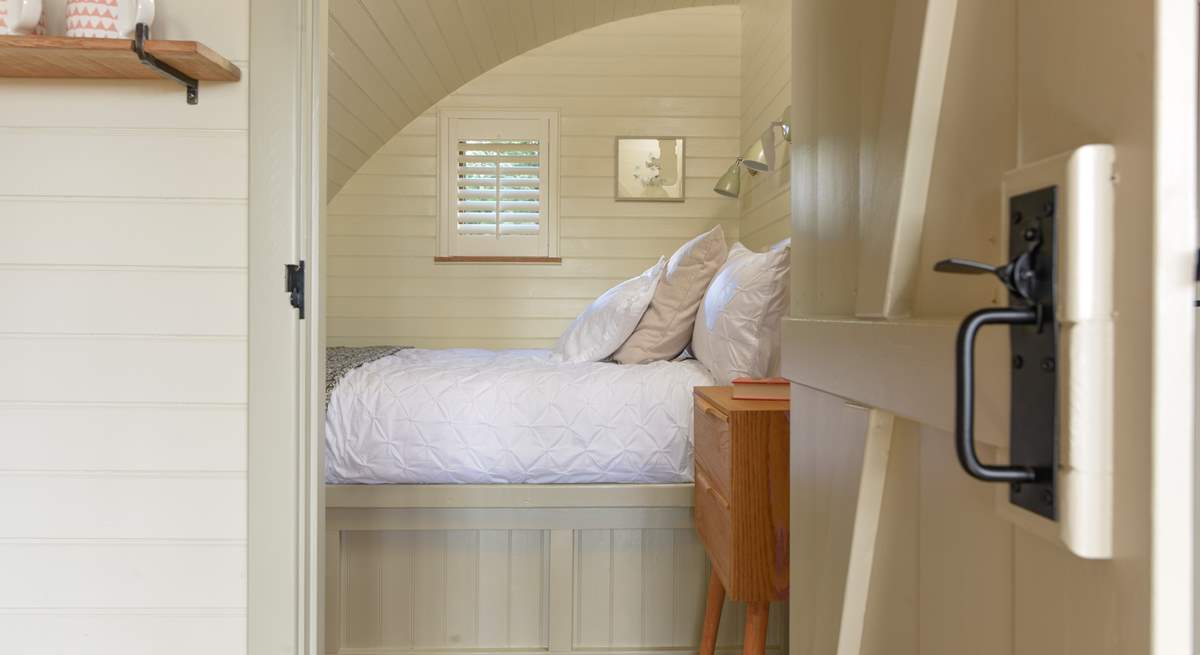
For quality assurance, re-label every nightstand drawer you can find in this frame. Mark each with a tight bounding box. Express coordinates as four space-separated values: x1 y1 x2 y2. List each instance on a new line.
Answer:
694 396 732 496
694 463 733 587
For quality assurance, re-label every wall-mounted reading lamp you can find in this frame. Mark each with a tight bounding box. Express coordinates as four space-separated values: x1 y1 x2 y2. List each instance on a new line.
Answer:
713 119 792 198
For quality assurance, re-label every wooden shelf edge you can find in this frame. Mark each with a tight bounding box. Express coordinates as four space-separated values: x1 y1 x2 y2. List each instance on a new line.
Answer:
0 34 241 82
434 256 563 264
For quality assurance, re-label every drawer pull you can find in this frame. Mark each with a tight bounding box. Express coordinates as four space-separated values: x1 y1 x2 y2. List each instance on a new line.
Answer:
706 484 730 509
697 470 730 509
697 399 726 421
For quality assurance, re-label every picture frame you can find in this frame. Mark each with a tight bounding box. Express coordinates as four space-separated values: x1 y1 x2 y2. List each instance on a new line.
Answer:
614 136 686 202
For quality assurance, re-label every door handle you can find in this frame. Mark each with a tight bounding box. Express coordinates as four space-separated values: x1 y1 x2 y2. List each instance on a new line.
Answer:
927 149 1116 556
937 237 1047 485
933 185 1059 519
933 237 1040 305
953 307 1039 483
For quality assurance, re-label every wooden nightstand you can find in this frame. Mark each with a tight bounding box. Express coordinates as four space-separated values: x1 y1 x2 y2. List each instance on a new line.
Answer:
692 386 789 655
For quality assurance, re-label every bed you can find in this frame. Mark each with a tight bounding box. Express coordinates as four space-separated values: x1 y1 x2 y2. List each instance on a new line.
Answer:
325 347 714 484
323 347 786 655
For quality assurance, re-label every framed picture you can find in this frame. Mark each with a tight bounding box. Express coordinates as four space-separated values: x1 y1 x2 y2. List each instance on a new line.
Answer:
615 137 686 202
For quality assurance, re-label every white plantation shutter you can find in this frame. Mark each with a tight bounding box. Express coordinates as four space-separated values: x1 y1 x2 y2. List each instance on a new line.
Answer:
439 111 558 258
456 140 542 236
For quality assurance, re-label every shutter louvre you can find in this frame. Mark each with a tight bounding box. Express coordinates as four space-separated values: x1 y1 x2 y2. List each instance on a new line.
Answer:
456 138 544 238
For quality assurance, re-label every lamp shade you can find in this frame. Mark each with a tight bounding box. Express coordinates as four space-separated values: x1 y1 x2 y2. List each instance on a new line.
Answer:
741 138 769 172
713 158 742 198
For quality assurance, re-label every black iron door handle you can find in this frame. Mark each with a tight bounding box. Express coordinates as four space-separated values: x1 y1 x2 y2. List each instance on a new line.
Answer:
933 186 1058 518
955 307 1039 482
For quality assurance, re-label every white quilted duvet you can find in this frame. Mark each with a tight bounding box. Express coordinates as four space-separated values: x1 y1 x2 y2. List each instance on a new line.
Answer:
325 348 715 484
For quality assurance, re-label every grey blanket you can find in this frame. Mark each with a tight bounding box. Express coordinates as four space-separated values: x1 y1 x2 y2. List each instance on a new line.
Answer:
326 346 409 406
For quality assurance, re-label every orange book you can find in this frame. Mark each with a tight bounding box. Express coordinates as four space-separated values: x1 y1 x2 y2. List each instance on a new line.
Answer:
730 377 789 401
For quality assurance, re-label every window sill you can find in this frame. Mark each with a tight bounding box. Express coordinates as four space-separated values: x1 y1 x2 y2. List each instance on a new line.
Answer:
434 256 563 264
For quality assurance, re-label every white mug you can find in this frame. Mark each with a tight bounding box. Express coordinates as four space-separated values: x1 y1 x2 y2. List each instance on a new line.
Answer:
65 0 155 39
0 0 46 35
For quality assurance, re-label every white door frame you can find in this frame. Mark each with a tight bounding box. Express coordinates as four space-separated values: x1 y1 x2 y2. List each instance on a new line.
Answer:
247 0 327 652
1150 0 1197 647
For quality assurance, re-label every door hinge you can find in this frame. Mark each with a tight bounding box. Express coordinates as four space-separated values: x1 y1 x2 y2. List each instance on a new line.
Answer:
285 261 306 319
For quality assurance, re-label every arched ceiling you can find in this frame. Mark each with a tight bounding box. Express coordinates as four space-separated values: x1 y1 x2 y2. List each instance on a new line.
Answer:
328 0 741 198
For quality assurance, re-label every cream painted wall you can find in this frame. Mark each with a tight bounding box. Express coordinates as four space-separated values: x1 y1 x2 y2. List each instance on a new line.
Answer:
0 2 248 652
326 0 742 197
327 6 742 349
738 0 791 250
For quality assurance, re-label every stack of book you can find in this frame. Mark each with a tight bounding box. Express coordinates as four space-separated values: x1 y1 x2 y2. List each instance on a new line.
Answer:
730 377 789 401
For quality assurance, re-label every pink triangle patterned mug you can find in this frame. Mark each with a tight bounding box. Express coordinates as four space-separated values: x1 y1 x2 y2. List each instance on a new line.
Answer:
65 0 154 39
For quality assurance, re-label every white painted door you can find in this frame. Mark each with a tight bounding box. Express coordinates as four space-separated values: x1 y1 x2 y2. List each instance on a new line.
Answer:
780 1 1196 654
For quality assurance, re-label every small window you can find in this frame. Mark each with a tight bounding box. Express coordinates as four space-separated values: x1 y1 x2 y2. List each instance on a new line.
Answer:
438 109 559 261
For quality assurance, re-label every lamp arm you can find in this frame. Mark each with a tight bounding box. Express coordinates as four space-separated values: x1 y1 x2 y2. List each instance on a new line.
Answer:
769 120 792 143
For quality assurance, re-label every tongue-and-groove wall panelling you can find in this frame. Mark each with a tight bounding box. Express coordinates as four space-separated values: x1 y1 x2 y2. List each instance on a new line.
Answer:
737 0 791 250
0 0 250 652
327 6 746 349
328 0 742 197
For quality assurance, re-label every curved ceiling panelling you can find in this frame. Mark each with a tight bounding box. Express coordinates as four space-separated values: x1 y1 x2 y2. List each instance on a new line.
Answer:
328 0 741 198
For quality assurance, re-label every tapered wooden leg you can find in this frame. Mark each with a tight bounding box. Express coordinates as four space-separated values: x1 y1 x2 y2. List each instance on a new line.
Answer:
699 572 726 655
742 602 769 655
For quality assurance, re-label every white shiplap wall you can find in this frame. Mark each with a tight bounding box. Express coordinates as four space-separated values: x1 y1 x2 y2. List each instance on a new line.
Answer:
328 6 742 349
326 0 742 197
0 2 248 652
738 0 790 250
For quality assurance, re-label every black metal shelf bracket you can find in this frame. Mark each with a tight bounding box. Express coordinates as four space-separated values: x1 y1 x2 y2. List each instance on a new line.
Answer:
131 23 199 105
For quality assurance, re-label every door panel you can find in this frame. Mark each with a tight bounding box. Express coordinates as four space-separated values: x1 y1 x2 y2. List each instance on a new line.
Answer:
1012 530 1120 655
916 430 1012 655
785 0 1194 650
789 384 872 655
858 420 919 655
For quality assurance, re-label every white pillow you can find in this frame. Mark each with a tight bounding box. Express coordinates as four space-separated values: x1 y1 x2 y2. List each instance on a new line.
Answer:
764 238 791 375
691 243 790 385
556 257 667 363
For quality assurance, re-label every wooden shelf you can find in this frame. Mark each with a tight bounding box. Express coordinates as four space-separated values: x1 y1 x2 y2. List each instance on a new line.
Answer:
0 34 240 82
433 256 563 264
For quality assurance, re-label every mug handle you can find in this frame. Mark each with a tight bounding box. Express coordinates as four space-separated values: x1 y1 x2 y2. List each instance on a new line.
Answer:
116 0 155 39
7 0 42 34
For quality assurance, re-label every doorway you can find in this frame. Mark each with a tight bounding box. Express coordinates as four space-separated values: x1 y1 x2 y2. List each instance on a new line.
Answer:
247 1 1199 654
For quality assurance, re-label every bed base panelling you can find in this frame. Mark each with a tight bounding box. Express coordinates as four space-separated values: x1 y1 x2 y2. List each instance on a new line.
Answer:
326 485 786 655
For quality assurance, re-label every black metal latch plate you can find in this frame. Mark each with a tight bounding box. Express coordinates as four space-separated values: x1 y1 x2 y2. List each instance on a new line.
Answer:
1007 187 1058 519
286 261 305 319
